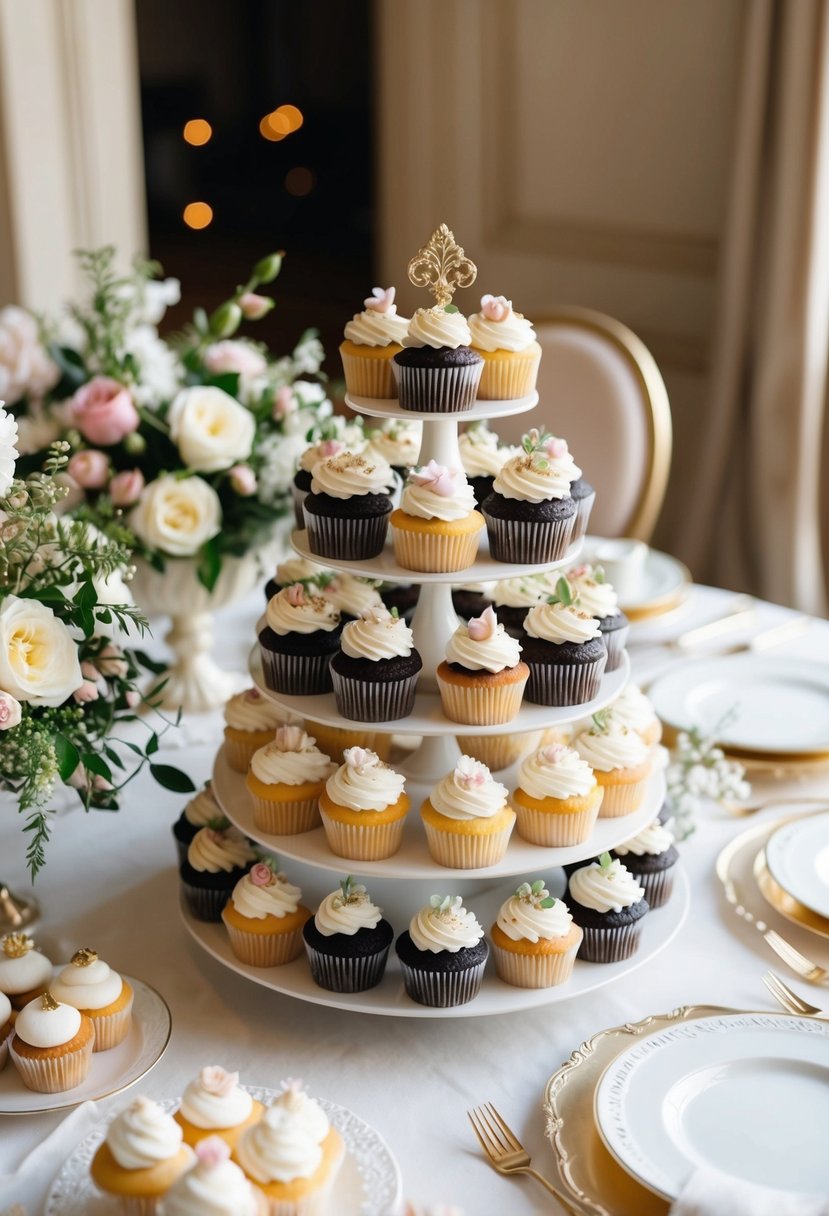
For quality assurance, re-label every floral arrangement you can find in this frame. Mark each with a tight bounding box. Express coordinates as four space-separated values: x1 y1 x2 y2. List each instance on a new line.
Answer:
2 246 336 590
0 406 193 878
665 713 750 838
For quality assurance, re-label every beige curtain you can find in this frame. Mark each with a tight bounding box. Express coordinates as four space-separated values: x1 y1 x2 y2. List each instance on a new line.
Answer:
679 0 829 615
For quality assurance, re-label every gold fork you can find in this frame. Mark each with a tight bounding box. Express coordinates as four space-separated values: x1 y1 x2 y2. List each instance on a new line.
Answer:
764 930 829 984
763 970 829 1018
467 1102 566 1205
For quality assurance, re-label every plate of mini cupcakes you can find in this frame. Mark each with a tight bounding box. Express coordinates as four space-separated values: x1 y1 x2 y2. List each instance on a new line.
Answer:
0 935 171 1114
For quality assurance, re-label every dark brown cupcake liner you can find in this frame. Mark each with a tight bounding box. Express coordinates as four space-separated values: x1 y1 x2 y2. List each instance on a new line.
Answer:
602 625 629 672
525 650 607 706
483 512 576 564
330 669 419 722
393 362 483 413
181 882 231 923
571 490 596 542
577 918 644 963
399 958 487 1007
303 506 391 561
259 644 333 695
627 865 675 909
304 944 391 992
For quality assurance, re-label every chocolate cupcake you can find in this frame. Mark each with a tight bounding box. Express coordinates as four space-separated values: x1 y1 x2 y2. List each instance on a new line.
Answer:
482 431 580 563
330 606 422 722
172 782 223 867
394 307 483 413
567 565 629 671
459 421 520 507
521 599 607 706
380 581 420 620
451 584 494 621
292 437 354 530
258 584 343 696
566 852 648 962
492 573 555 637
396 895 488 1007
180 826 256 922
612 819 679 908
263 556 330 605
304 451 394 560
303 877 394 992
569 477 596 542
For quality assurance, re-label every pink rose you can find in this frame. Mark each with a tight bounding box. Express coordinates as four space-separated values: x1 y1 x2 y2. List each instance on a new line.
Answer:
229 464 257 496
285 583 306 607
239 292 274 321
540 743 569 765
467 605 497 642
71 377 140 446
480 294 512 322
250 862 274 887
409 460 462 497
544 436 569 459
364 286 396 314
199 1066 239 1098
454 755 489 789
96 645 128 679
109 468 145 507
73 680 99 704
0 691 22 729
67 450 110 490
272 385 296 421
195 1135 231 1167
344 746 377 773
203 340 267 379
568 564 589 579
244 688 262 702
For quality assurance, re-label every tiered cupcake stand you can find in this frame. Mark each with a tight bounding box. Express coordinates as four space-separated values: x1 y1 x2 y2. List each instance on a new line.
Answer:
181 390 688 1017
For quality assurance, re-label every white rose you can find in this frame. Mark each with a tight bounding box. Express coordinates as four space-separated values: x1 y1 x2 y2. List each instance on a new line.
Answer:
130 474 221 557
168 385 255 472
0 595 83 706
0 307 59 404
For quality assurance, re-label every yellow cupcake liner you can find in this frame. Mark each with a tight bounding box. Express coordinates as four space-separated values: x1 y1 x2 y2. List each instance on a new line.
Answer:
423 820 514 869
223 921 306 968
116 1198 164 1216
456 731 542 771
319 810 406 860
476 346 541 400
492 940 580 988
251 794 321 835
309 724 391 764
512 800 601 847
340 348 397 399
263 1170 339 1216
90 989 134 1052
437 672 527 726
391 525 482 573
597 775 650 817
224 731 273 774
10 1032 94 1093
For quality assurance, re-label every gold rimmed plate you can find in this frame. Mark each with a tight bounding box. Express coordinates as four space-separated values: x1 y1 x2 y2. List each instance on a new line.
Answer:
754 850 829 940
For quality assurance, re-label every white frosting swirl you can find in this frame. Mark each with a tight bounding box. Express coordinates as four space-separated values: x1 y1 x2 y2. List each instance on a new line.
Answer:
298 440 362 475
230 870 302 920
163 1150 259 1216
401 307 472 349
250 731 334 787
366 419 422 468
224 688 286 733
14 996 81 1048
409 897 485 953
493 574 552 609
107 1096 185 1170
265 587 340 636
179 1069 254 1129
459 425 519 477
614 819 675 858
574 724 650 772
344 307 409 348
341 607 415 661
314 883 384 936
444 610 522 673
518 744 596 800
496 888 573 943
568 570 619 619
468 304 536 353
0 991 11 1028
400 472 477 522
187 828 255 874
272 556 326 584
0 939 52 995
607 684 657 734
236 1087 329 1184
524 602 602 644
323 574 383 618
568 858 645 912
310 452 393 498
429 755 508 821
493 450 581 502
184 784 222 828
325 748 406 812
50 955 123 1011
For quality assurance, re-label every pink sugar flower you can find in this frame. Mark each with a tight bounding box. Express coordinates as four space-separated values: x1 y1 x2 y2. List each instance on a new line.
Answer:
543 436 569 459
410 460 462 497
250 862 274 887
540 743 569 765
364 286 395 313
285 583 306 607
195 1135 231 1166
274 724 307 751
344 746 377 773
467 605 497 641
480 294 512 322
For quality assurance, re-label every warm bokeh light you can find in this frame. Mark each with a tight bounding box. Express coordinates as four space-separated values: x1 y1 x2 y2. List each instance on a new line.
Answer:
285 166 315 197
275 104 303 133
183 201 214 229
259 104 304 141
183 118 212 146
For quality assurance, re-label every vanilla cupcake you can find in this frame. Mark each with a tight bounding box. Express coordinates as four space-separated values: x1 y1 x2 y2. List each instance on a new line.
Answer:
459 420 520 505
258 583 343 696
612 818 679 908
468 294 542 399
421 755 514 869
175 1067 264 1150
303 877 394 992
0 932 53 1009
396 895 488 1007
340 285 410 398
163 1136 267 1215
233 1081 344 1214
566 852 648 962
0 990 12 1071
172 783 223 867
223 688 293 774
574 717 652 816
567 564 629 671
391 461 484 573
91 1095 194 1213
331 606 423 722
304 450 395 561
10 991 95 1093
366 417 423 477
606 683 662 748
319 746 409 860
51 948 133 1052
394 304 483 413
491 881 583 987
522 599 607 706
180 826 256 922
437 606 528 725
321 572 384 622
222 861 311 967
482 431 579 563
512 743 604 846
245 726 335 835
454 729 543 774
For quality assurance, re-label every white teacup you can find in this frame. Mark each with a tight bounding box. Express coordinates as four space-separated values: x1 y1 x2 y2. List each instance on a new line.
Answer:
591 537 648 602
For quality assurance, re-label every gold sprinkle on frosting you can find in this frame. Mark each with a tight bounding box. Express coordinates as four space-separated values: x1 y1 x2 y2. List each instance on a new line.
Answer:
2 933 33 959
407 223 477 307
71 947 98 968
41 991 60 1011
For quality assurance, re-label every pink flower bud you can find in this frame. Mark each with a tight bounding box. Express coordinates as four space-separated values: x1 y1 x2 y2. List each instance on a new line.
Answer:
467 605 497 642
318 439 345 459
73 680 99 704
199 1066 239 1097
539 743 569 765
272 385 296 421
364 286 396 313
409 460 463 497
81 661 99 682
274 724 307 752
67 449 110 490
480 294 511 322
93 774 113 792
96 645 128 679
0 691 22 730
250 862 274 887
544 436 568 459
285 583 306 607
125 690 140 708
71 377 140 446
109 468 145 507
195 1135 231 1167
239 292 274 321
229 464 257 496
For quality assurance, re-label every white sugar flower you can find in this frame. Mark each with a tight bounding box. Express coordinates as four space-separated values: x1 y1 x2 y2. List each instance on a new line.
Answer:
0 406 19 497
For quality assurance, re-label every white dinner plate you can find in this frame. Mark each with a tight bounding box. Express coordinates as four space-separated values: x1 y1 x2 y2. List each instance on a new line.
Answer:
45 1090 402 1215
582 538 690 620
646 655 829 756
0 977 170 1115
765 811 829 920
594 1012 829 1201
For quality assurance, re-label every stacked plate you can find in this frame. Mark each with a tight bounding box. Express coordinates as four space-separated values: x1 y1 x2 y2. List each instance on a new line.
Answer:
755 810 829 937
544 1006 829 1213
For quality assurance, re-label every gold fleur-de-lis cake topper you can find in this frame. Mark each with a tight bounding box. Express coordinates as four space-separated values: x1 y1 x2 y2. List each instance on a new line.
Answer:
407 223 477 307
71 947 98 967
2 932 33 959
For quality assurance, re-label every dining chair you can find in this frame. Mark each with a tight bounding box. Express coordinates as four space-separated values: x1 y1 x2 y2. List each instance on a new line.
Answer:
493 306 673 541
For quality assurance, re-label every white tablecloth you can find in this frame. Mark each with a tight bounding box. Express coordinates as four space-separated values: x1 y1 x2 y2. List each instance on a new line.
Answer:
2 584 827 1214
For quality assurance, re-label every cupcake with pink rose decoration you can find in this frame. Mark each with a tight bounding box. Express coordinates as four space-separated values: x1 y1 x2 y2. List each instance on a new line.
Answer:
436 606 528 725
468 294 541 399
245 726 334 835
223 686 296 773
482 429 579 564
420 755 514 869
340 285 411 398
70 376 140 446
222 859 311 967
174 1067 265 1151
391 461 484 573
163 1136 268 1216
258 583 343 696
